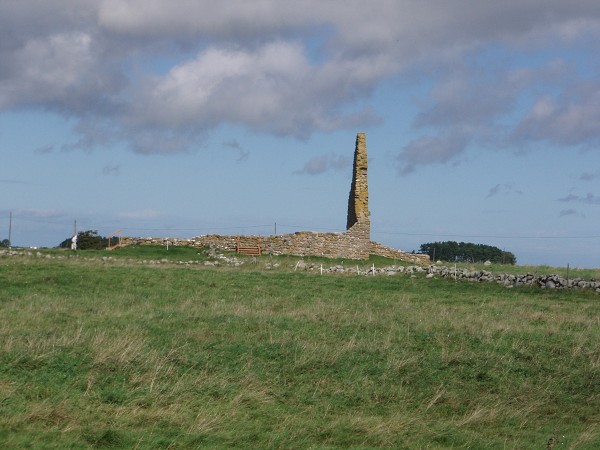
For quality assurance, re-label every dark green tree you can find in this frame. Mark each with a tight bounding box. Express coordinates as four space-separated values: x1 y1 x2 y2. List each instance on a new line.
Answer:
419 241 516 264
1 239 10 248
58 230 117 250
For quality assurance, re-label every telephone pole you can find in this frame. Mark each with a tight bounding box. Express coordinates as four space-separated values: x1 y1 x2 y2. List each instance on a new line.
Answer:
8 212 12 249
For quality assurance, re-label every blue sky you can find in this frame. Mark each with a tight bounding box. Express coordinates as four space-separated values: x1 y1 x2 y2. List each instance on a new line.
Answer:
1 1 599 267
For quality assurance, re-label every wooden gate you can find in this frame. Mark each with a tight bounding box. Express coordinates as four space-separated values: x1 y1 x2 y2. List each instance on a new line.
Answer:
236 236 262 256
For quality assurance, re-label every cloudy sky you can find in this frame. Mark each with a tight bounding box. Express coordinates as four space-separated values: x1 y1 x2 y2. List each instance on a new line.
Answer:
1 0 599 267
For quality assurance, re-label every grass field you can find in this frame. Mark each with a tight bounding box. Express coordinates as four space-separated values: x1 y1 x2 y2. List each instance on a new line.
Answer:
1 247 599 448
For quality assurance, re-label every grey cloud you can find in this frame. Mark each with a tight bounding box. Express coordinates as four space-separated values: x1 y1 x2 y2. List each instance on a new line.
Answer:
126 41 386 148
222 140 250 162
558 194 579 203
512 81 600 147
126 128 202 155
415 71 516 130
2 1 600 157
396 131 468 174
62 119 120 153
96 1 600 57
0 30 126 114
0 32 93 108
415 59 571 130
559 209 585 218
487 185 503 198
296 153 351 175
401 58 579 170
558 193 600 205
97 0 327 42
580 170 600 181
486 183 523 198
223 139 241 150
102 164 120 176
34 145 55 154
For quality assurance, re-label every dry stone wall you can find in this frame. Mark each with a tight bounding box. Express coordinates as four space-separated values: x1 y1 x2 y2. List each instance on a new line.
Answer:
370 241 430 264
121 232 427 263
2 249 595 292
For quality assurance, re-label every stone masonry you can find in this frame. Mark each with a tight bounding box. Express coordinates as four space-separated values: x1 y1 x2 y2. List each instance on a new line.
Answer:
121 234 429 264
344 132 371 258
121 133 429 264
347 132 370 233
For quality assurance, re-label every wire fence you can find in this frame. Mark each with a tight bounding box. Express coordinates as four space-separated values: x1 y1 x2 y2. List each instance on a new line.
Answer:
3 212 600 247
3 211 599 268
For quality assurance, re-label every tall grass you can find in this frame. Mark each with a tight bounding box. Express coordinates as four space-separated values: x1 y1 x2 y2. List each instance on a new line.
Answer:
0 255 598 448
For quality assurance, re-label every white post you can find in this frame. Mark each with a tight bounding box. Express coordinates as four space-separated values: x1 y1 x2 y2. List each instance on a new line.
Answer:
320 264 323 275
372 263 375 275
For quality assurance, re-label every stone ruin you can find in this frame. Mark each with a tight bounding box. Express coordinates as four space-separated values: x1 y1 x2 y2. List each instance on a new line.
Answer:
345 132 371 257
123 133 429 264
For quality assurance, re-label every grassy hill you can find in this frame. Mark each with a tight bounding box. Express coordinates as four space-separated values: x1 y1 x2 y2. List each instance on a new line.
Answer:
0 247 598 448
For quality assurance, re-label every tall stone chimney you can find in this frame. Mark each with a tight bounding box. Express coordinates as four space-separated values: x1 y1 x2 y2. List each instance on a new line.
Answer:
346 132 370 241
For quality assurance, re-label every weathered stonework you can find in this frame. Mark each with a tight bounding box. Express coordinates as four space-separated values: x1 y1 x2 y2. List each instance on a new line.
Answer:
347 132 370 233
120 233 429 263
121 133 429 264
369 241 430 265
343 132 372 258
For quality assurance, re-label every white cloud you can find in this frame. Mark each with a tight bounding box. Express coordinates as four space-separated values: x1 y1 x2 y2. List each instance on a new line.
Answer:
512 82 600 147
1 0 600 158
122 41 384 152
11 208 66 219
118 209 161 219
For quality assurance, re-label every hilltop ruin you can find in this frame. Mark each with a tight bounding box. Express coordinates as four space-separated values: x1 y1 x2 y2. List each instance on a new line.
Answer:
123 133 429 264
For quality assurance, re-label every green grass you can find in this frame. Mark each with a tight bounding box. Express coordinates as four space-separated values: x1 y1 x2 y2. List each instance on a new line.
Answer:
35 244 212 262
0 253 599 448
28 244 600 279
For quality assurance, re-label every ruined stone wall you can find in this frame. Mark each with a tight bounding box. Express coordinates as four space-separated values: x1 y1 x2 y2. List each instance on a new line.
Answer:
121 232 372 260
117 132 430 264
369 241 430 264
121 231 427 263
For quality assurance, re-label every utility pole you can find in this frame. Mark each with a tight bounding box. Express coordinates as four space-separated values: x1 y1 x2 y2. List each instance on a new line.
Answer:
8 211 12 249
74 220 77 236
274 222 277 235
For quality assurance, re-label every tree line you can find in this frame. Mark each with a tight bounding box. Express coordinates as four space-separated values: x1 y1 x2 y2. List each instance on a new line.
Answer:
419 241 516 265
